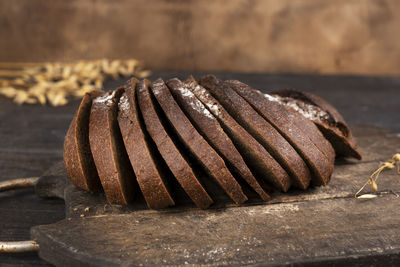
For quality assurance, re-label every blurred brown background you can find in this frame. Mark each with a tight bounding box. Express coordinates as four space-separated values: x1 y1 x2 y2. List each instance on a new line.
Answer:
1 0 399 75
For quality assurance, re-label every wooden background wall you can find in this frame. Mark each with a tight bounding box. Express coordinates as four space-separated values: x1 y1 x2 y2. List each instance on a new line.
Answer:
1 0 399 75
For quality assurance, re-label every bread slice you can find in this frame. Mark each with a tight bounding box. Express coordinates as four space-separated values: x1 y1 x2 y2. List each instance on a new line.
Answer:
270 89 361 160
118 78 175 209
137 79 213 209
218 77 334 186
166 77 270 200
89 87 137 205
150 78 248 205
195 77 311 190
188 78 291 192
63 89 104 192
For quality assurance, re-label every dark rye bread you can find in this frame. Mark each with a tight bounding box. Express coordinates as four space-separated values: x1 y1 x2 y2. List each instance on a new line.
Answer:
137 79 213 209
150 78 248 204
119 78 175 209
64 89 104 192
196 77 311 190
166 77 270 201
89 87 136 205
188 78 291 192
218 77 335 186
270 89 362 160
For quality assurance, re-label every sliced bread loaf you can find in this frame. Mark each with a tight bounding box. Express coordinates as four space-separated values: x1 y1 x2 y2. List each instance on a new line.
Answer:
89 87 137 205
63 89 104 192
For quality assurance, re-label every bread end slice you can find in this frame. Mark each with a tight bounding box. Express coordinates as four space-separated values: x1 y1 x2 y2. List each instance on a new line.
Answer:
64 89 104 192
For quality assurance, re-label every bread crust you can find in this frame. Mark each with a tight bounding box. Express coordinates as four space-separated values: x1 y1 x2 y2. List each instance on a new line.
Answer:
137 79 213 209
63 89 104 192
150 78 247 205
222 78 334 186
167 77 270 200
118 78 175 209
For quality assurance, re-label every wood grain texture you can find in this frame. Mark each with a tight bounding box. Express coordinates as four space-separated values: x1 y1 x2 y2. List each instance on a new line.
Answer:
32 196 400 266
1 1 400 75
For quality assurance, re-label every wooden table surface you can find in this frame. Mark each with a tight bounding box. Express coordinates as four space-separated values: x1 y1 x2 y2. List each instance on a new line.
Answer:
1 72 399 266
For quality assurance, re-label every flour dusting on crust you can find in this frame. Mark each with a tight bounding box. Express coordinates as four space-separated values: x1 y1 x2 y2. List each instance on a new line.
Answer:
263 93 330 121
191 84 221 117
152 80 164 95
93 90 116 107
178 84 213 119
118 93 130 111
263 93 281 103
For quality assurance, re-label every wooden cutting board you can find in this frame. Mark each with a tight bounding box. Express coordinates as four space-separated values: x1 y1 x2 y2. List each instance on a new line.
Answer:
31 125 400 266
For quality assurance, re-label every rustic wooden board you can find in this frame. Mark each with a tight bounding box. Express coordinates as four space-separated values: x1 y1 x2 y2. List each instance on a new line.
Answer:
30 125 400 266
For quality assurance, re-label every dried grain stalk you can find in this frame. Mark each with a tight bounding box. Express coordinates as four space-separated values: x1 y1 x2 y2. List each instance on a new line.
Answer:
356 153 400 198
0 59 150 106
